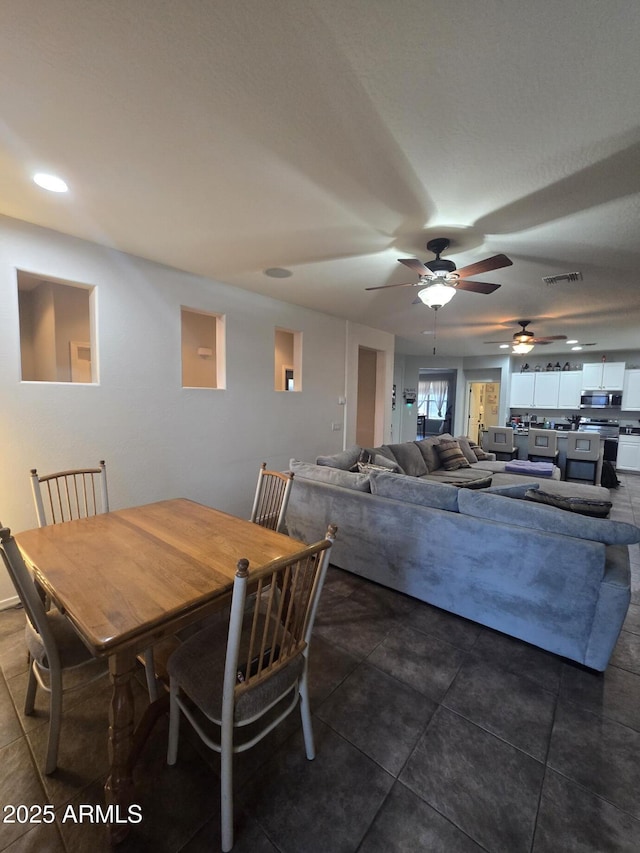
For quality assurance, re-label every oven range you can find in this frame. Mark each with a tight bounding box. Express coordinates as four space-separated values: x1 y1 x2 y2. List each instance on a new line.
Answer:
578 418 620 465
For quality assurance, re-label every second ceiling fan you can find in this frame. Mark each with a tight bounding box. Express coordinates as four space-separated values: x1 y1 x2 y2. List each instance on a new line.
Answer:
366 238 513 308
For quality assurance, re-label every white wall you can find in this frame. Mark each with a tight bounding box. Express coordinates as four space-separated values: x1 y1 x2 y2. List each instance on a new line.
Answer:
0 215 387 607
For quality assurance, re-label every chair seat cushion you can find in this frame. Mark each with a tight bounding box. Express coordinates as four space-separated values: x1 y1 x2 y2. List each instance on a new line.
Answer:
25 611 95 670
168 613 305 723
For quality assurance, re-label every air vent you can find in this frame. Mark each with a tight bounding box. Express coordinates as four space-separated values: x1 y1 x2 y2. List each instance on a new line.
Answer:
542 271 583 285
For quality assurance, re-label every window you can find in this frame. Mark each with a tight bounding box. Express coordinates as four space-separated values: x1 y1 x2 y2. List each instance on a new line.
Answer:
181 307 226 389
418 377 449 420
17 271 95 383
274 328 302 391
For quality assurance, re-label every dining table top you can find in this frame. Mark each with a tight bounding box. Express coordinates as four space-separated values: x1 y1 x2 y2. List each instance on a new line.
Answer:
15 498 307 657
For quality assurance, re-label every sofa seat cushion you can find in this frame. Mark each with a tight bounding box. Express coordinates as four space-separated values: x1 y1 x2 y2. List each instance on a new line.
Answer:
423 468 493 485
458 488 640 545
383 442 429 477
435 438 472 471
289 459 371 491
369 470 460 512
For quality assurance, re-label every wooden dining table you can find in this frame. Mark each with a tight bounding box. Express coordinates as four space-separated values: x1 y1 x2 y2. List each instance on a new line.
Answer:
15 498 308 842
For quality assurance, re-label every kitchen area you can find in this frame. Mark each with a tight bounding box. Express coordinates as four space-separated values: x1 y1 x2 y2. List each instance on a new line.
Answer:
506 358 640 478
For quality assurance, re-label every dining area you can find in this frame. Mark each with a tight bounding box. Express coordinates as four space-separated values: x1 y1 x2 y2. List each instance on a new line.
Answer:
0 462 337 851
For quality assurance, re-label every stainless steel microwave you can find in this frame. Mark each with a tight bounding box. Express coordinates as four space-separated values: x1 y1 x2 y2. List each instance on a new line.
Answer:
580 392 622 409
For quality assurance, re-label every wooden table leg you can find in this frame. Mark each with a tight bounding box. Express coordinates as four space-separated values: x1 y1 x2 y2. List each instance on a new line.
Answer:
105 648 136 844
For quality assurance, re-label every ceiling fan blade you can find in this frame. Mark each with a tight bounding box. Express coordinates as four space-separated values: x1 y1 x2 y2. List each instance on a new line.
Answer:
455 279 501 294
398 257 432 276
365 280 419 291
484 339 513 344
454 254 513 279
531 335 568 342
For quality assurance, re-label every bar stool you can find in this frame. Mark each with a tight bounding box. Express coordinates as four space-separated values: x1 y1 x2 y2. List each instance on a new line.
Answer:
565 431 603 485
527 428 559 464
482 426 518 461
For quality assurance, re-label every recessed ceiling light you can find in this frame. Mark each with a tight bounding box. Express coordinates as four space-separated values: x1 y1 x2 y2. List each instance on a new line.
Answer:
571 346 583 351
499 344 509 349
566 339 578 345
264 267 292 278
33 172 68 193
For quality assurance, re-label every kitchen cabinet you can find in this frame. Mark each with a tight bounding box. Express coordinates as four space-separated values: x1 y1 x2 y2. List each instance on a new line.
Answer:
622 370 640 411
510 373 535 408
617 434 640 472
557 371 583 408
510 370 581 409
532 372 560 407
582 361 625 390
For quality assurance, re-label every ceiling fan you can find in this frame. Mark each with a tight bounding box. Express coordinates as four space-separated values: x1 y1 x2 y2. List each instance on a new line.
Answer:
365 238 513 308
485 320 568 354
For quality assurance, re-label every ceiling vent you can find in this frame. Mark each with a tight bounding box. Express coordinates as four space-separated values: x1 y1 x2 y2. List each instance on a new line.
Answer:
542 271 583 285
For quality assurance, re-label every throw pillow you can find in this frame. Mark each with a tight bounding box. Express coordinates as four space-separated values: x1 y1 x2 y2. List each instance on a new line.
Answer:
469 441 491 461
315 446 362 470
525 489 613 518
435 439 471 471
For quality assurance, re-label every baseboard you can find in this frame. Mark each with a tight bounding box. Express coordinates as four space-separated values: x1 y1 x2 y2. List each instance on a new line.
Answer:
0 594 20 611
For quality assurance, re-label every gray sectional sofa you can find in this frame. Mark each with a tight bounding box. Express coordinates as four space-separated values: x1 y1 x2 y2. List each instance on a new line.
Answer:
285 440 640 670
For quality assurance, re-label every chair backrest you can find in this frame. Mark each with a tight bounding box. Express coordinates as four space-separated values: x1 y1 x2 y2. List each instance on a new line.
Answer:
249 463 294 533
483 427 515 453
223 524 337 711
527 428 558 456
30 461 109 527
0 525 61 672
566 431 601 461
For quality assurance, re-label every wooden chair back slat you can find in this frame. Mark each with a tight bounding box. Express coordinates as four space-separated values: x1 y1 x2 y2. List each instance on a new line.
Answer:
31 462 108 527
249 463 294 532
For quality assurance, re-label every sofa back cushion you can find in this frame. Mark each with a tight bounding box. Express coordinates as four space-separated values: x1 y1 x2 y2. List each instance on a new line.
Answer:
453 435 479 465
369 470 459 512
435 438 472 471
457 488 640 545
414 437 442 473
289 459 371 492
383 442 428 477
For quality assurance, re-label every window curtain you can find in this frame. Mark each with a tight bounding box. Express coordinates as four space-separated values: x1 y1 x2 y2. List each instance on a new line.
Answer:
418 377 449 418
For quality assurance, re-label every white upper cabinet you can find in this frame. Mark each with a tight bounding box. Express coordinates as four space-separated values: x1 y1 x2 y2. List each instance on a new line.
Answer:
557 371 583 408
623 370 640 411
510 373 535 408
532 372 560 407
582 361 625 390
510 370 582 409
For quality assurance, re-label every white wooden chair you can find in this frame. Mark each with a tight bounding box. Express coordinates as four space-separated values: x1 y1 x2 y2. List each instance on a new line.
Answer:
167 524 337 852
0 523 106 774
249 463 294 533
30 462 159 700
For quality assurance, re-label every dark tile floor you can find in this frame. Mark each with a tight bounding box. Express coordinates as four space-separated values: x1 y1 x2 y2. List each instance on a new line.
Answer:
1 473 640 852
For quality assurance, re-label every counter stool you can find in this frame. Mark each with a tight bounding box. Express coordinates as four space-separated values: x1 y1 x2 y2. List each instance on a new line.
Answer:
482 427 518 461
565 431 603 485
527 428 559 464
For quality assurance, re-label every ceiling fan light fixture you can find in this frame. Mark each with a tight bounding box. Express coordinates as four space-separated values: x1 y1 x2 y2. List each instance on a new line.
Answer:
417 282 456 308
512 342 534 354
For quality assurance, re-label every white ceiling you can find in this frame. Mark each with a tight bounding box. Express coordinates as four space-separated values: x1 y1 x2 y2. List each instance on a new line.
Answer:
2 0 640 358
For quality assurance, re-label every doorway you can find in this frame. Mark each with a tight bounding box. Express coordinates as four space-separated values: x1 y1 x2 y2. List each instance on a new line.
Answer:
466 381 500 444
356 346 385 447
